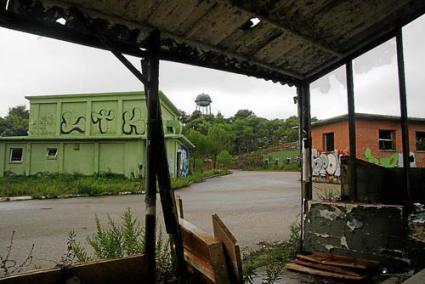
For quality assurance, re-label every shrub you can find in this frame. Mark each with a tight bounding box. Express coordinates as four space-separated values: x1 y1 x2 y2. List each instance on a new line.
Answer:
68 209 173 278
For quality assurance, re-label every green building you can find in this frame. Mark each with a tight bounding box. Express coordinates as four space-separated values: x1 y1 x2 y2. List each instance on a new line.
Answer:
0 91 193 178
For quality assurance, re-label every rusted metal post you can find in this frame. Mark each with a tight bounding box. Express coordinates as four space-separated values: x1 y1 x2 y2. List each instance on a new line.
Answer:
142 31 160 283
346 61 358 201
298 81 312 251
396 28 412 205
142 30 186 282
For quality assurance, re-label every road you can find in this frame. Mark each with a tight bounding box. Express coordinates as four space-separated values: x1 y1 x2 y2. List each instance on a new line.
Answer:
0 170 300 270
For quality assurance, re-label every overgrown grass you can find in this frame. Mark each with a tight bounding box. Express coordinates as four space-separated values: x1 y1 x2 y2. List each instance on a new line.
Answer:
0 173 142 198
171 168 230 190
0 169 231 198
242 220 301 284
68 209 175 282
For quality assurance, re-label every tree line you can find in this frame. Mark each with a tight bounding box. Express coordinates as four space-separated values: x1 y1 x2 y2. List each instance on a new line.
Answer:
181 109 302 169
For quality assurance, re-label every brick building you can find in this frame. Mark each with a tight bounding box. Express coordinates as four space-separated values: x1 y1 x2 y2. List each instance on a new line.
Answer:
311 113 425 180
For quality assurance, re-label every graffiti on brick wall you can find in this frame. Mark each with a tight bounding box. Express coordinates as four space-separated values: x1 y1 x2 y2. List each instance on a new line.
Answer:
364 148 416 168
312 149 343 177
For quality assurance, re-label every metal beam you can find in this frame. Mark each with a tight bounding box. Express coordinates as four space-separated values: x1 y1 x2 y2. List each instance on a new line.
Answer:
396 29 412 206
142 32 159 284
299 81 312 251
142 30 186 282
346 61 357 201
221 0 342 58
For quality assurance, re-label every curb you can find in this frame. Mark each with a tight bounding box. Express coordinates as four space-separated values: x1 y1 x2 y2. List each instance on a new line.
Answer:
0 191 144 202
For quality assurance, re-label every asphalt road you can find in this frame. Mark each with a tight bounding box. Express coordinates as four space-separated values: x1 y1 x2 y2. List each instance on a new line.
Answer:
0 170 300 270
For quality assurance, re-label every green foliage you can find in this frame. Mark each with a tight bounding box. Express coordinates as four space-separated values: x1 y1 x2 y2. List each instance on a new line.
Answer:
0 106 29 137
242 219 300 284
182 109 300 171
0 170 229 198
68 209 174 279
216 150 233 168
0 173 142 198
171 169 230 190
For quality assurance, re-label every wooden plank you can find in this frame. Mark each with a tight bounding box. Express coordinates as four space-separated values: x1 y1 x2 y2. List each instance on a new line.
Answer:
179 218 230 284
176 195 184 219
212 214 243 284
0 255 147 284
297 253 379 269
285 263 365 281
312 252 380 268
293 259 361 277
184 250 215 283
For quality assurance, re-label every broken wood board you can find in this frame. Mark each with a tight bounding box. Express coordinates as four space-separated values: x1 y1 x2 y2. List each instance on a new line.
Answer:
293 259 361 277
180 218 229 284
212 214 243 284
286 263 366 281
297 252 379 269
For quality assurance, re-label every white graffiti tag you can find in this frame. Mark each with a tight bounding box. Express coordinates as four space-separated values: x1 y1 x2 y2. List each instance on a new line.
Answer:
312 149 341 177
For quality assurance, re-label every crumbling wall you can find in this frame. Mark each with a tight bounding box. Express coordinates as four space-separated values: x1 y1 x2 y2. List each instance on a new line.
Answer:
304 201 409 269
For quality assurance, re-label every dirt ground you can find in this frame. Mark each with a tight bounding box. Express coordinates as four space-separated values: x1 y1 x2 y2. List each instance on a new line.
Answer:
0 170 300 270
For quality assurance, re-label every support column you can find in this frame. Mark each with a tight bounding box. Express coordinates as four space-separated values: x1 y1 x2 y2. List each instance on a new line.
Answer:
143 31 160 282
346 61 357 201
396 29 412 205
298 81 312 251
142 30 186 282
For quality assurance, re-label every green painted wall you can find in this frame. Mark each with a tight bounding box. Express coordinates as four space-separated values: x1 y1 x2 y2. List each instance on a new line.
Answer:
0 92 191 178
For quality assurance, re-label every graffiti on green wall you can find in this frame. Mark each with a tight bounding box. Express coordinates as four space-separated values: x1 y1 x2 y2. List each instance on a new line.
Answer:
122 108 145 135
92 109 114 134
61 112 86 134
364 148 399 168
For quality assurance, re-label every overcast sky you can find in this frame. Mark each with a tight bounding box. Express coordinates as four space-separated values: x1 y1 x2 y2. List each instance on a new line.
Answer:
0 15 424 120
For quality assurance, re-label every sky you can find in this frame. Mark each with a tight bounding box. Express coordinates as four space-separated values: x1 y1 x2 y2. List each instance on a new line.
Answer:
0 15 424 120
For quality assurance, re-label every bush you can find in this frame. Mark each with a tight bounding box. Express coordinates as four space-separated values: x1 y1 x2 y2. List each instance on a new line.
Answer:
68 209 174 279
217 150 233 168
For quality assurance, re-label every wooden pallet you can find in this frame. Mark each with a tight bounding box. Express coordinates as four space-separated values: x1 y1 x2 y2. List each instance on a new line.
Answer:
285 252 380 281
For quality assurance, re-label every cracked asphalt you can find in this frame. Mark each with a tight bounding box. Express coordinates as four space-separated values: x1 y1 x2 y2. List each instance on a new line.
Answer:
0 170 300 270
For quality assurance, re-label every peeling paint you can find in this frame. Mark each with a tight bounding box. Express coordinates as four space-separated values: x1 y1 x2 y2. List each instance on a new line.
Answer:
325 244 334 251
340 236 349 249
313 232 330 238
347 218 363 231
318 206 343 220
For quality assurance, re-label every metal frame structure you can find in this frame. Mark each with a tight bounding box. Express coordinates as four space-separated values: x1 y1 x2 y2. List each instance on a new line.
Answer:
0 0 423 280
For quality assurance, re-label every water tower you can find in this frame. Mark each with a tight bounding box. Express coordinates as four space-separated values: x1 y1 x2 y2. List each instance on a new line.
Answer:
195 93 212 115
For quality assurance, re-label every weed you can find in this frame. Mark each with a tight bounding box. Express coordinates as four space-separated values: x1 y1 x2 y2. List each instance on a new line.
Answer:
0 231 34 278
68 209 174 280
242 218 301 284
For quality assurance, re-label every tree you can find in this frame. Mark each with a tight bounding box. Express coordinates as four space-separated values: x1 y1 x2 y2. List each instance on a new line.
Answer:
206 124 232 168
217 150 233 168
233 109 255 120
0 106 29 137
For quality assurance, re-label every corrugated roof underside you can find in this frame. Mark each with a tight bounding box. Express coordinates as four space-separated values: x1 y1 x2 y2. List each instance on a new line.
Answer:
4 0 425 84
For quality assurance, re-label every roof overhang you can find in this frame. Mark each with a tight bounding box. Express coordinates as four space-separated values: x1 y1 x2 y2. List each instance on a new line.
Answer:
0 0 424 85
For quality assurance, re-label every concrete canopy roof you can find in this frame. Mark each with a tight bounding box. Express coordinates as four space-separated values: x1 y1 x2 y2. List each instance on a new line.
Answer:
1 0 425 85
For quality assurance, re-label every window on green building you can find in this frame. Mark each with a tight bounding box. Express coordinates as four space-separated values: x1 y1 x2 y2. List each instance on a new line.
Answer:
47 148 58 159
167 126 174 134
9 148 23 163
